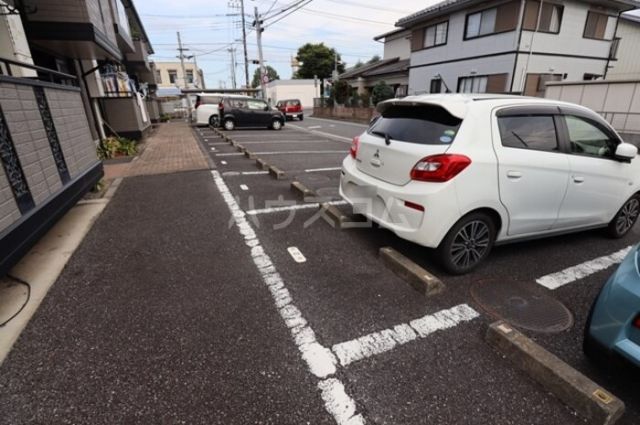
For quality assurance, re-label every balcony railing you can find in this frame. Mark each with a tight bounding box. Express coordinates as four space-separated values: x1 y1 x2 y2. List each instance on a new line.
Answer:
0 56 78 87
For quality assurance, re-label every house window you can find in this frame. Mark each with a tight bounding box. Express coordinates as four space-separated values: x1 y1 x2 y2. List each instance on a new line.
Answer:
524 73 562 97
584 11 616 40
424 21 448 48
168 69 177 84
458 75 488 93
458 74 508 93
523 1 563 33
155 69 162 84
430 78 442 93
464 1 519 39
186 70 194 84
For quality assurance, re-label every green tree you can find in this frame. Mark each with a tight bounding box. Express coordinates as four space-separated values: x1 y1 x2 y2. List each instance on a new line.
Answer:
251 65 280 88
367 55 381 64
294 43 345 79
353 60 364 69
332 80 350 105
371 81 395 105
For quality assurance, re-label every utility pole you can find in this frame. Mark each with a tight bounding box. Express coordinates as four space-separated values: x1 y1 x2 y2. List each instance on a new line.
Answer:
176 31 192 119
239 0 250 89
228 47 237 89
254 6 267 100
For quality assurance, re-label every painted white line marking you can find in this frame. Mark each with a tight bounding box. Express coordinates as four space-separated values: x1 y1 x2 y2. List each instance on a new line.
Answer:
318 379 365 425
288 247 307 263
210 147 216 151
308 125 322 129
210 171 363 424
216 152 244 156
332 304 479 367
222 171 269 177
288 124 352 143
205 139 209 141
246 200 347 216
240 184 249 191
329 125 336 128
242 171 269 175
254 150 347 155
221 160 227 165
536 246 632 290
305 167 342 173
239 140 325 145
305 117 368 128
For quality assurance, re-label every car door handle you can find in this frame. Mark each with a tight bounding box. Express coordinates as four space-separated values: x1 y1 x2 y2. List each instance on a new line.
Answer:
572 175 585 183
506 171 522 179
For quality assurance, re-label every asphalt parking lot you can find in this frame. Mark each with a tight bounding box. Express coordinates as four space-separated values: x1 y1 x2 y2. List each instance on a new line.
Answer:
194 115 640 425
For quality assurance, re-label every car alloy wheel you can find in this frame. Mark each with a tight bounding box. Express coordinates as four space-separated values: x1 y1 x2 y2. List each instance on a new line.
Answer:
224 119 235 131
438 212 496 275
272 119 282 130
609 195 640 238
209 115 218 127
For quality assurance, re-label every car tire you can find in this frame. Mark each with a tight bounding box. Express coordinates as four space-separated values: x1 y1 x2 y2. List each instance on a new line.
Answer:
208 115 218 127
299 114 304 121
223 118 235 131
607 194 640 238
271 119 282 130
437 212 496 275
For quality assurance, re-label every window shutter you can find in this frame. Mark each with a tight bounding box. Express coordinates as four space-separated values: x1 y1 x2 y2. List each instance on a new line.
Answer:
487 73 508 93
495 1 519 32
411 28 425 51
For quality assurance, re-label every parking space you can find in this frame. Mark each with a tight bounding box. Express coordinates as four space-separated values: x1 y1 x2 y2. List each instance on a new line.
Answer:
193 118 640 425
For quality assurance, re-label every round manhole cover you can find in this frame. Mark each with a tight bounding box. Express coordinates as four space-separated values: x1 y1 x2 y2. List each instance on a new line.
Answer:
293 174 331 185
471 279 573 333
315 187 340 199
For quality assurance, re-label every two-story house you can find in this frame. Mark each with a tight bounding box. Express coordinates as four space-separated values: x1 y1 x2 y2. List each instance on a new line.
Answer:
396 0 639 96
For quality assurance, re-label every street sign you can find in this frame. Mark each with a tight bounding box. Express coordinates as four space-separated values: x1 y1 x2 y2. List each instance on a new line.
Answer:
262 75 269 84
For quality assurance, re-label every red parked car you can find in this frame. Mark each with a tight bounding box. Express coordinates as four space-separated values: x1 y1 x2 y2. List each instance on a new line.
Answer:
275 99 303 121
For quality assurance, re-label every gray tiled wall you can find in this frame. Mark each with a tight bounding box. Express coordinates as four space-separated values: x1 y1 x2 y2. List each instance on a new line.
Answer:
0 81 100 234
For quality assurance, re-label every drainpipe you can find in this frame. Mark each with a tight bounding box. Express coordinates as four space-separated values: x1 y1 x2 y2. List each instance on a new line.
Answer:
603 11 622 80
520 0 544 93
510 0 527 93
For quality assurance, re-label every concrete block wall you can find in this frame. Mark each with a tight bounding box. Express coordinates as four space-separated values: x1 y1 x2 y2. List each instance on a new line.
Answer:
46 88 98 179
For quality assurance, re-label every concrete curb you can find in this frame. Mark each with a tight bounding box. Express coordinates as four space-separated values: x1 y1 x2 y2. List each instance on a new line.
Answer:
244 150 256 159
379 247 444 296
486 321 625 425
256 158 269 170
291 181 316 201
319 203 348 229
268 165 285 180
236 144 245 153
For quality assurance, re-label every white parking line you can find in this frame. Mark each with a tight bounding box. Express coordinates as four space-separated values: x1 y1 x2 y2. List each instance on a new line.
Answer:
222 171 269 176
331 304 480 367
536 246 632 290
240 184 249 191
288 124 352 144
216 152 245 156
210 171 364 425
288 247 307 263
239 140 328 145
245 200 347 216
308 125 322 129
254 150 347 155
305 167 342 173
221 161 227 165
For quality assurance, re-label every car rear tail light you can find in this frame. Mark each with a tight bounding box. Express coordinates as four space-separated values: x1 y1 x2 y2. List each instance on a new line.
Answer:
410 154 472 182
350 136 360 159
404 200 424 212
633 314 640 329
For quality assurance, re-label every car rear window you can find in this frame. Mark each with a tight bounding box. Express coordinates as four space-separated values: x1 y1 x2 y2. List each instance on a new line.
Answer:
286 100 301 106
201 96 221 104
369 104 462 145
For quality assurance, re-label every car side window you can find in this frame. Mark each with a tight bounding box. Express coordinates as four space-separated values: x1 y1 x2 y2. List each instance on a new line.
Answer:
564 115 618 159
498 115 559 152
247 100 267 110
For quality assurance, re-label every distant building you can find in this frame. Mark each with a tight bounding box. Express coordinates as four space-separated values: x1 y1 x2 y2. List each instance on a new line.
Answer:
154 61 205 91
265 80 320 109
395 0 638 97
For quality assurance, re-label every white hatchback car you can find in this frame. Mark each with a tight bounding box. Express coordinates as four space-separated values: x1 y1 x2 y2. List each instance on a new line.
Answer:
340 94 640 274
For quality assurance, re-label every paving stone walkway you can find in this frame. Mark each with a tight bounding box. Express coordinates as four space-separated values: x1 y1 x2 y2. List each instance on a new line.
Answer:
103 121 209 179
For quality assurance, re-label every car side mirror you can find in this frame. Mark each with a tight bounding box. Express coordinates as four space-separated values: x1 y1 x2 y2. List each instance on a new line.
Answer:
615 142 637 162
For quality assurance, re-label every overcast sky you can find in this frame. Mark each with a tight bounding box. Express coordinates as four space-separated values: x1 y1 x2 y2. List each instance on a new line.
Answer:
135 0 432 89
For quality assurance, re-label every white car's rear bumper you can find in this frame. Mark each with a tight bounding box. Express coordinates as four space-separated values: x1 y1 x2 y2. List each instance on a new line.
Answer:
339 156 461 248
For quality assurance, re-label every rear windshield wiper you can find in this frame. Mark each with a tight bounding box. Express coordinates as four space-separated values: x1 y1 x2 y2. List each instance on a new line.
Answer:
371 130 391 145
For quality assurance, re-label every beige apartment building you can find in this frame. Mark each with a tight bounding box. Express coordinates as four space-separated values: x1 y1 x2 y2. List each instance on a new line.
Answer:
154 61 205 89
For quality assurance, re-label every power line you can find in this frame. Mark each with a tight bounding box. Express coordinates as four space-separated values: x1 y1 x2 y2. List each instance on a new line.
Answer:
300 8 393 25
264 0 314 28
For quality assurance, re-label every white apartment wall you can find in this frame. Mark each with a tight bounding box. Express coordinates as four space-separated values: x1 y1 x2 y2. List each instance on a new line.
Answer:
154 62 203 88
608 19 640 80
409 54 516 94
266 81 320 109
382 33 411 60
